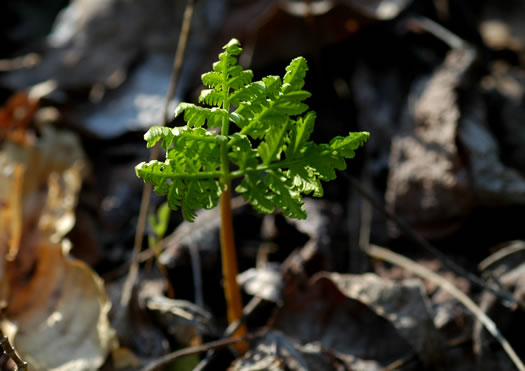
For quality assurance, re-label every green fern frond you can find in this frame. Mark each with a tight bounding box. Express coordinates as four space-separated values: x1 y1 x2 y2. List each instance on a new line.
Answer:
136 38 369 221
286 111 316 159
235 173 275 214
174 103 227 128
201 71 222 89
264 170 306 219
282 57 308 92
257 119 289 165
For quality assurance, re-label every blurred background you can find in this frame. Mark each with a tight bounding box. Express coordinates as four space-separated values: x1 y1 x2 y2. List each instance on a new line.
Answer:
2 0 525 370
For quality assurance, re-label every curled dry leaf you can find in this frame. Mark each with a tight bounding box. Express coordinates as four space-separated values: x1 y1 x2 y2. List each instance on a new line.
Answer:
237 263 283 304
272 272 444 367
139 283 215 346
4 240 115 371
324 273 444 365
0 125 116 370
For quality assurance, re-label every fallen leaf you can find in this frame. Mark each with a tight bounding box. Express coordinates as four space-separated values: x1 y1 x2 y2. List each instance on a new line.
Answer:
272 272 444 367
139 283 215 346
4 240 115 371
0 92 39 143
0 125 116 370
237 263 283 304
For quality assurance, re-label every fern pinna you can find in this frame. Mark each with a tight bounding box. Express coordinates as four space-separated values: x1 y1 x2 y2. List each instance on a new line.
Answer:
136 38 369 221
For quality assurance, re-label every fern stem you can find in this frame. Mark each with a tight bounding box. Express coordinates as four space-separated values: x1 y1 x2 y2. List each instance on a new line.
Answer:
219 186 247 352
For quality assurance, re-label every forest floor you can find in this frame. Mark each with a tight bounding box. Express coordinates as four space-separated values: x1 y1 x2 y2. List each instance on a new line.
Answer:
1 1 525 370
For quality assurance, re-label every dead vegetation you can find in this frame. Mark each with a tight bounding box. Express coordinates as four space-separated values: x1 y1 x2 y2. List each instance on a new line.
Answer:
1 0 525 370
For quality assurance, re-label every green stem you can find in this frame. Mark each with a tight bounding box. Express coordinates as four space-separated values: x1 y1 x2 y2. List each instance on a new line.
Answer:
229 153 324 177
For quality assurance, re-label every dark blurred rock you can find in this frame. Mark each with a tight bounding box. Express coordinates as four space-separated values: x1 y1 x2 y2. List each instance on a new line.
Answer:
1 0 226 138
386 49 476 239
0 0 68 58
2 0 225 90
78 54 177 138
459 91 525 204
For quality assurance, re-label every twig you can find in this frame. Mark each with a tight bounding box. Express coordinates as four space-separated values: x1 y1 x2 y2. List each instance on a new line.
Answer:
116 0 197 326
189 242 204 308
140 330 264 371
384 351 418 371
102 198 247 282
150 237 176 298
343 173 523 309
161 0 196 125
0 330 27 370
194 296 264 371
405 16 468 50
351 166 372 273
6 164 24 261
367 244 525 371
479 241 525 272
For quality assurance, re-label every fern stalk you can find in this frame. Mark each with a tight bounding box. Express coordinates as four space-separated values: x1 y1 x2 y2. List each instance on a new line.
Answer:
219 187 247 350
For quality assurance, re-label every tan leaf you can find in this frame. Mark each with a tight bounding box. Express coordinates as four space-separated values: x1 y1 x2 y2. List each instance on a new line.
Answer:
0 124 116 370
4 240 116 371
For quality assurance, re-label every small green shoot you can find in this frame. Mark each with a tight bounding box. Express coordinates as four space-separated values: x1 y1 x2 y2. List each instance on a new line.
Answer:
136 38 369 221
148 201 171 250
136 38 369 349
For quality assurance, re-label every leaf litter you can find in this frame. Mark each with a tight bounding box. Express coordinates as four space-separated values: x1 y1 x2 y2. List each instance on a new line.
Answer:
0 122 116 370
3 0 525 370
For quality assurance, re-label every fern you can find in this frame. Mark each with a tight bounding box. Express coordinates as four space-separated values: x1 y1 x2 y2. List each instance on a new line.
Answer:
136 38 369 221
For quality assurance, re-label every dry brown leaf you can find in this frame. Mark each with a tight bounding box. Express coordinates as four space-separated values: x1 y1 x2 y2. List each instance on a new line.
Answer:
0 92 39 144
4 240 115 371
273 272 444 367
0 125 116 370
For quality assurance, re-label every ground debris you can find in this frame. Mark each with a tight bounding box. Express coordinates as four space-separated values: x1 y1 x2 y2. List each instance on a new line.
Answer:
271 272 444 369
386 48 476 239
474 241 525 370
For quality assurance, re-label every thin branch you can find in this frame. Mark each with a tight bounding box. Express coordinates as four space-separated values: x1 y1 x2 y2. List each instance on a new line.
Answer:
479 241 525 272
194 296 264 371
225 296 263 337
189 242 204 308
140 331 264 371
4 164 24 261
405 16 467 50
367 244 525 371
115 0 197 326
343 173 523 309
